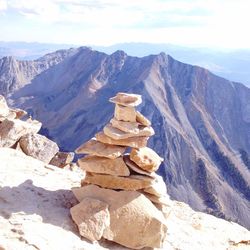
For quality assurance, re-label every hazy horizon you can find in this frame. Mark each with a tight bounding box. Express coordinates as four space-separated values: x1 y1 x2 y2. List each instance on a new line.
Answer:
1 0 250 49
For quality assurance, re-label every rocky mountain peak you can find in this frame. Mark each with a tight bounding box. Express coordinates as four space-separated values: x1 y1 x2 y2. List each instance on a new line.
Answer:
1 47 250 230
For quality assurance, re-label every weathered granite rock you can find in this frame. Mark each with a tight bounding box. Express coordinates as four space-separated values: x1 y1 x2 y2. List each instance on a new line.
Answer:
95 132 148 148
19 133 59 163
110 118 141 133
103 123 154 140
49 151 74 168
130 147 163 172
70 197 110 242
83 173 155 190
75 139 126 159
143 175 167 197
109 92 142 107
123 155 156 178
73 184 167 249
114 104 136 122
0 119 42 147
136 111 151 126
78 156 130 176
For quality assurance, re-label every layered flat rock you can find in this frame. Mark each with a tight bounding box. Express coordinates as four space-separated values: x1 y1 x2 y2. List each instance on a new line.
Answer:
123 155 156 178
78 156 130 176
141 192 171 206
114 104 136 122
73 184 167 249
103 123 154 140
136 111 151 126
109 92 142 107
96 131 148 148
83 173 155 190
19 133 59 163
0 118 42 148
110 118 141 133
143 175 167 197
75 139 126 159
50 151 75 168
70 197 110 242
130 147 163 172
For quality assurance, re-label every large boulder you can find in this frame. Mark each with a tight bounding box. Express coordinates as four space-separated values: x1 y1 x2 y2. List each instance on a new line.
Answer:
70 197 110 242
72 184 168 249
0 119 42 147
19 133 59 163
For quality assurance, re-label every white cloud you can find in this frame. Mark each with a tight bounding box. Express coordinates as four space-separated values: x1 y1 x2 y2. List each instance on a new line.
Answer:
1 0 250 48
0 0 7 11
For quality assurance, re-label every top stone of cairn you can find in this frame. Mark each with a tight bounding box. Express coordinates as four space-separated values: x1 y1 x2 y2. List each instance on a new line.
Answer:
109 92 142 107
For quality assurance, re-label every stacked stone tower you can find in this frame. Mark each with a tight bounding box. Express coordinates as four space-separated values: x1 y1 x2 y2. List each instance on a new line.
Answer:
70 93 169 249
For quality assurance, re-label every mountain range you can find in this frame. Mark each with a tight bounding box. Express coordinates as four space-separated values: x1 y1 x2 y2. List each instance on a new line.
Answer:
1 41 250 87
0 47 249 229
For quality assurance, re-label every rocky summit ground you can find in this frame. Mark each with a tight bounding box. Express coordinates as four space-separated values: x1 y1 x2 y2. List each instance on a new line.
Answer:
0 148 249 250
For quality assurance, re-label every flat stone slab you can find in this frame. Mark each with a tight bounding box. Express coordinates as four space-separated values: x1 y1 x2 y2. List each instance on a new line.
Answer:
109 92 142 107
123 155 156 178
95 132 148 148
110 118 141 133
78 156 130 176
130 147 163 172
103 123 154 140
83 173 155 191
75 139 126 159
140 191 171 206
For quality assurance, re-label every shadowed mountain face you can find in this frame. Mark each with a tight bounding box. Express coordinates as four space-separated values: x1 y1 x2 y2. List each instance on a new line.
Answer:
1 47 250 229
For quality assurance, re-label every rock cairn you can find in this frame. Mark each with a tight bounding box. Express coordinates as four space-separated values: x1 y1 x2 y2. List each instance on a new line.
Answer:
0 95 74 168
71 93 170 249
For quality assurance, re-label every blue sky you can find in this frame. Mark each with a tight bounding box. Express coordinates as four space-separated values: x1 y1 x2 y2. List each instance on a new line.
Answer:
0 0 250 48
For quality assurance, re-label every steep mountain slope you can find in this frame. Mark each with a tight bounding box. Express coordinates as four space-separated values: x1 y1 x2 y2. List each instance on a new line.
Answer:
1 48 250 229
0 48 79 97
